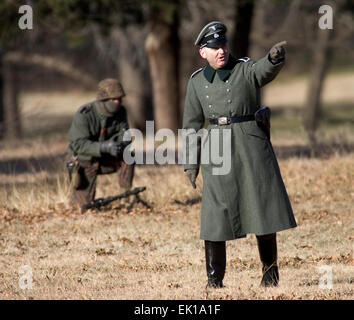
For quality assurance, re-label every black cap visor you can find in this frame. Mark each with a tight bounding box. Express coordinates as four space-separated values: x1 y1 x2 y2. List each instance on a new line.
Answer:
201 34 227 48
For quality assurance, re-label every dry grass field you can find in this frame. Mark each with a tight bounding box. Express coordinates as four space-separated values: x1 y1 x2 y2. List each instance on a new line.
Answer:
0 71 353 300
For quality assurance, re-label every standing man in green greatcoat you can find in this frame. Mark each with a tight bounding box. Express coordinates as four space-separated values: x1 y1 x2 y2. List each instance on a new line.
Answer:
183 21 297 288
65 78 134 209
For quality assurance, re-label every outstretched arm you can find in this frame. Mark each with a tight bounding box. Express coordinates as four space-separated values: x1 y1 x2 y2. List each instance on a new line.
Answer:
243 41 287 88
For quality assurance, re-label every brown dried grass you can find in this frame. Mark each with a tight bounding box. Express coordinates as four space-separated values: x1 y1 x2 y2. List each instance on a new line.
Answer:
0 74 353 299
0 153 353 300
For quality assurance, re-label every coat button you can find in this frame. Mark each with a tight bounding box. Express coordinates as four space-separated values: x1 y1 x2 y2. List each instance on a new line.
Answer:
226 80 229 83
205 85 208 89
208 104 212 108
226 88 230 92
228 100 232 103
206 95 209 99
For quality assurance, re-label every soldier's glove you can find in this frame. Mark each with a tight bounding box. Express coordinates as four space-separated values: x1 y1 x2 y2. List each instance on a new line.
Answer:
100 140 121 157
185 169 198 189
101 140 131 158
269 41 287 64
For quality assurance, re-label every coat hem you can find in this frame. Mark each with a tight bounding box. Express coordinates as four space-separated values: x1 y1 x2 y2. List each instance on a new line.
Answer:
200 224 297 241
200 234 247 241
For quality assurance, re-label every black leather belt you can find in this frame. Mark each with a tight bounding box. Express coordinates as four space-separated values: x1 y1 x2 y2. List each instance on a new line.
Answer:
209 114 255 125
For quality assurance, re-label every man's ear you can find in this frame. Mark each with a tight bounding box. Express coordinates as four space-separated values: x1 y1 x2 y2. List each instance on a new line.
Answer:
199 47 207 59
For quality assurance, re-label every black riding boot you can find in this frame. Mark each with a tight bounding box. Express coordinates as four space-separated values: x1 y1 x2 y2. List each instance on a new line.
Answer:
256 233 279 287
205 240 226 288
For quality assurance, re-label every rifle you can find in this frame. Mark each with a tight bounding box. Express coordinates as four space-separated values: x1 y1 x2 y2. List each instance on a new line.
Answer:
82 186 150 211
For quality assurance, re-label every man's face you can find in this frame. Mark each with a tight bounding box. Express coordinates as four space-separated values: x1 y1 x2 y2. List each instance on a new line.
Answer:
105 97 122 114
199 43 230 69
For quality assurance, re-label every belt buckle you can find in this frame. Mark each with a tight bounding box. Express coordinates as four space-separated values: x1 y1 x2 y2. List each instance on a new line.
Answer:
218 117 229 125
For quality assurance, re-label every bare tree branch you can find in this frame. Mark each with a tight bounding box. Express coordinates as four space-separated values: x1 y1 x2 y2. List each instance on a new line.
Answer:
4 52 96 89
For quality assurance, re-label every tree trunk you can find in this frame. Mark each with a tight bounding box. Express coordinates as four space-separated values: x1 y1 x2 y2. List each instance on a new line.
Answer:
120 60 147 131
232 0 255 59
145 4 180 133
0 47 4 139
110 26 150 132
303 28 333 145
3 62 22 139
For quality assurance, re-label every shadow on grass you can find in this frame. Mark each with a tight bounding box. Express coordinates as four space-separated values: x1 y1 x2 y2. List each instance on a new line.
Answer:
1 102 353 175
272 142 354 160
0 175 62 190
174 197 202 206
0 153 67 175
1 141 353 176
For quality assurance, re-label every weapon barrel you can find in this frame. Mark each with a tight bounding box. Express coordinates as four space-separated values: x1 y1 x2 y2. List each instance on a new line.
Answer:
82 187 146 210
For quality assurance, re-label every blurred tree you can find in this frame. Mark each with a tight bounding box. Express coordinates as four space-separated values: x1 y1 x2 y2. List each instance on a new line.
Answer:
0 50 4 139
250 0 353 145
37 0 149 131
145 0 181 132
0 0 184 136
303 0 352 145
111 26 151 131
0 0 25 139
0 46 4 139
232 0 254 59
3 62 21 139
303 24 333 145
38 0 182 132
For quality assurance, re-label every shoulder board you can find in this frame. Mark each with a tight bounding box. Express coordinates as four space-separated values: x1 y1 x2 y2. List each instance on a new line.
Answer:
237 57 250 63
78 104 92 114
190 68 203 78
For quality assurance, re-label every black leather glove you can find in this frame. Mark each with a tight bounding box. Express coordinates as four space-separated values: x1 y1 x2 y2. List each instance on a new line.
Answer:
269 41 287 64
185 169 198 189
100 140 121 157
101 140 131 157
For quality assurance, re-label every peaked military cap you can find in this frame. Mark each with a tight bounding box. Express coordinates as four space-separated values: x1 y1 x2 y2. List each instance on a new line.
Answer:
97 78 125 101
195 21 227 48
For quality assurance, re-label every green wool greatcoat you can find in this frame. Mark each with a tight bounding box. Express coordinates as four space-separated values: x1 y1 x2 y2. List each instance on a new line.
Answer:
183 54 297 241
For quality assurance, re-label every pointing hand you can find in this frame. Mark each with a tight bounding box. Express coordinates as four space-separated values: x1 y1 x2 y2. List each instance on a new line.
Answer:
269 41 287 63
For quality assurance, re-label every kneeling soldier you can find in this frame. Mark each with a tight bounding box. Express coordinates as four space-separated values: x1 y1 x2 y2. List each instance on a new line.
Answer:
65 78 134 209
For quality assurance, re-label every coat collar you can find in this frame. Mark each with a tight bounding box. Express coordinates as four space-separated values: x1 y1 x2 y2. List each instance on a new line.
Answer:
203 55 237 83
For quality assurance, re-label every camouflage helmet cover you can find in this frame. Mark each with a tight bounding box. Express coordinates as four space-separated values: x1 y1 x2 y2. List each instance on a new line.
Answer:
96 78 125 101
